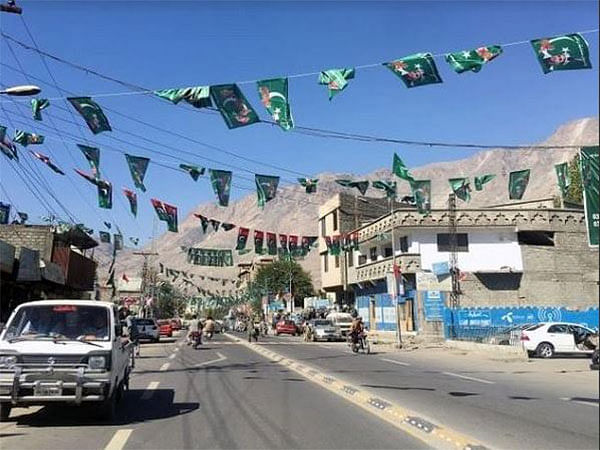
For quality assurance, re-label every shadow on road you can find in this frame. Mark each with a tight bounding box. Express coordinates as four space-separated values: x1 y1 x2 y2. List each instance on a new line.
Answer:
361 383 436 392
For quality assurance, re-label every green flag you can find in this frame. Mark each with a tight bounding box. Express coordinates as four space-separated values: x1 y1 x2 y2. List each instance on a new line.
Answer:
67 97 112 134
325 236 341 256
154 86 212 108
123 188 137 217
255 174 280 208
99 231 111 243
77 144 100 178
384 53 442 88
298 178 318 194
125 154 150 192
31 98 50 121
335 179 369 195
449 177 472 202
410 180 432 214
257 78 294 131
508 169 531 200
531 33 592 74
210 84 260 129
392 153 414 181
97 179 113 209
254 230 265 255
580 146 599 247
0 126 18 160
554 162 570 199
13 130 44 146
180 164 205 181
221 222 236 231
209 169 232 206
372 180 397 199
445 45 503 74
318 68 355 100
474 174 496 191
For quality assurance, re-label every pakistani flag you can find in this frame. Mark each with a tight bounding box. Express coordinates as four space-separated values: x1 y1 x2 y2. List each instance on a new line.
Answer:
13 130 44 146
67 97 112 134
99 231 111 243
30 151 65 175
256 174 280 208
372 180 397 199
580 146 599 247
180 164 205 181
531 34 592 74
392 153 414 181
410 180 432 214
209 169 232 206
267 232 277 255
318 68 355 100
0 126 18 160
554 162 570 199
154 86 212 108
449 178 472 202
384 53 442 88
508 169 531 200
151 198 178 232
123 188 137 217
298 178 318 194
257 78 294 131
0 202 10 225
254 230 265 255
77 144 100 178
31 98 50 121
125 154 150 192
474 174 496 191
335 179 370 195
445 46 503 74
210 84 260 129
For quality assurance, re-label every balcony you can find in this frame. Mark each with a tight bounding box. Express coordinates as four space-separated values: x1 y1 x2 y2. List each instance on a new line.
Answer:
52 247 97 290
350 254 421 284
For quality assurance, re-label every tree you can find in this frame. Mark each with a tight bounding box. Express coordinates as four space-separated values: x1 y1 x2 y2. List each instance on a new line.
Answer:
155 281 186 318
565 153 583 205
248 259 314 308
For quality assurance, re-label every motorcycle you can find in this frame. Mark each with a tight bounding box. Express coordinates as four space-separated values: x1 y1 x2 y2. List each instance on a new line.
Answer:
190 331 202 349
204 330 214 340
348 331 370 354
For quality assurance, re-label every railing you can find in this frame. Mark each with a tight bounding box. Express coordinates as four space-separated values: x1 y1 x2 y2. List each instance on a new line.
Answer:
52 247 97 290
350 254 421 283
444 324 522 346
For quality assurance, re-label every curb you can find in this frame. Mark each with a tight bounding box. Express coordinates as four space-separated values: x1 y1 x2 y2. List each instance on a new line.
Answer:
444 340 528 361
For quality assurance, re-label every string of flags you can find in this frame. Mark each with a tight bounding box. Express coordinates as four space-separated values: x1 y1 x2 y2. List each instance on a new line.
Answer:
158 261 238 285
324 233 360 256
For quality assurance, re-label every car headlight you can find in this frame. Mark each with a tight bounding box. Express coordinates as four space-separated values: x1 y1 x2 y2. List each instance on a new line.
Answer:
0 355 18 367
88 355 107 370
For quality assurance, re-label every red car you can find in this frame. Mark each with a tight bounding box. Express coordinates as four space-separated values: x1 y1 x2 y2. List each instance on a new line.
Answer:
157 320 173 337
275 320 298 336
170 318 182 330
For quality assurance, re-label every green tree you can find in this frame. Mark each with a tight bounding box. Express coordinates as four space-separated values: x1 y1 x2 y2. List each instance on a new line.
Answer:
155 281 186 318
565 154 583 205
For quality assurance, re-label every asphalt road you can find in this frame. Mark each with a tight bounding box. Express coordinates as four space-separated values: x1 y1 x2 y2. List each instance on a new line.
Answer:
244 332 599 450
0 332 428 450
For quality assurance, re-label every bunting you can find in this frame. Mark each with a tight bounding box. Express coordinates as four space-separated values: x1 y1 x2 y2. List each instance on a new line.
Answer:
474 174 496 191
179 164 205 181
13 130 44 146
67 97 112 134
289 235 299 254
335 179 370 195
279 234 288 253
372 180 397 199
99 231 111 243
236 227 250 251
298 178 319 194
301 236 318 253
187 248 234 267
318 68 355 100
255 174 280 208
125 154 150 192
257 78 294 131
210 84 260 129
210 219 221 232
0 126 18 160
384 53 442 88
129 237 140 246
508 169 531 200
194 214 210 233
445 46 503 74
531 33 592 74
0 202 10 225
97 179 113 209
151 198 178 232
209 169 232 206
221 222 236 231
113 234 124 251
104 222 112 229
448 177 472 202
554 162 570 199
30 151 65 175
123 188 138 216
267 232 278 255
154 86 212 108
254 230 265 254
410 180 432 214
31 98 50 121
392 153 414 181
77 144 101 179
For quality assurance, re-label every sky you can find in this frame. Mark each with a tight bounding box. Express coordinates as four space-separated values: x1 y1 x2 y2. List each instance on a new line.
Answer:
0 1 598 245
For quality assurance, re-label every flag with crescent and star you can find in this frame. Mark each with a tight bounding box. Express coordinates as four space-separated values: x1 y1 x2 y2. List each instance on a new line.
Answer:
257 78 294 131
154 86 212 108
255 174 280 208
445 45 503 74
31 98 50 121
384 53 442 88
508 169 530 200
123 188 137 217
210 84 260 129
474 174 496 191
554 162 570 199
318 68 355 100
531 33 592 74
448 177 472 202
410 180 432 214
13 130 44 146
77 144 101 179
125 154 150 192
209 169 232 206
68 97 112 134
298 178 319 194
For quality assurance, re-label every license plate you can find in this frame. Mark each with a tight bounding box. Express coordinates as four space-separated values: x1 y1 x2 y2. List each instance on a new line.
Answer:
34 384 62 396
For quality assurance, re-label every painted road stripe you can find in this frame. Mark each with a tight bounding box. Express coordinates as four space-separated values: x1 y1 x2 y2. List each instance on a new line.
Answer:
174 347 180 352
159 363 170 371
442 371 495 385
140 381 160 400
380 357 411 367
194 352 227 368
168 353 176 360
104 429 133 450
560 397 599 407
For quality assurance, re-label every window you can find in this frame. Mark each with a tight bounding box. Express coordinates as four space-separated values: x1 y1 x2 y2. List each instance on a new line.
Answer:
323 254 329 273
369 247 377 261
348 249 354 267
335 255 340 268
332 210 338 231
320 218 326 237
518 231 555 246
358 255 367 266
548 324 569 333
437 233 469 252
384 247 393 258
399 236 409 253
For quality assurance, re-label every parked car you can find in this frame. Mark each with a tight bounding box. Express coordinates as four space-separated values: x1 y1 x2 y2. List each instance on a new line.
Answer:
275 320 298 336
325 312 354 337
157 320 173 337
309 319 338 341
135 318 160 343
520 322 597 358
169 318 182 330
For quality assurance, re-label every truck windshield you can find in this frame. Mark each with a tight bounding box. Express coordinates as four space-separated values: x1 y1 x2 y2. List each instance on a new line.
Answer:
3 305 111 342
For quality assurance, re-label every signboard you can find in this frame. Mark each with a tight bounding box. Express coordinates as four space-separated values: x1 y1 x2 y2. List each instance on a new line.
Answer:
581 146 599 247
423 290 445 321
416 271 452 291
432 261 450 276
268 301 284 311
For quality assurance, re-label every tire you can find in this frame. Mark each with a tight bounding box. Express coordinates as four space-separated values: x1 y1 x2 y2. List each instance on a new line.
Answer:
97 386 118 421
0 404 11 421
536 342 554 359
275 332 279 336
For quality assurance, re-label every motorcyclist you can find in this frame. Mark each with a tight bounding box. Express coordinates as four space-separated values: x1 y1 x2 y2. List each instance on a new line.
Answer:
247 317 258 342
204 316 216 339
187 314 202 346
349 316 364 345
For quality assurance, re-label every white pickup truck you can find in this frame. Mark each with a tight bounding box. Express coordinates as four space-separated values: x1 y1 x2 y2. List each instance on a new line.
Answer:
0 300 133 421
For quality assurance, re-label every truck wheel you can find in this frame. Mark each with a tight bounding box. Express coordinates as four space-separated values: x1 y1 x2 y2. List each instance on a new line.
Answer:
97 385 119 421
0 404 11 421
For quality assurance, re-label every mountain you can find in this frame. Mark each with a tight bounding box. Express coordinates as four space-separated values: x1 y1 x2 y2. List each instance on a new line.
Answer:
99 117 599 292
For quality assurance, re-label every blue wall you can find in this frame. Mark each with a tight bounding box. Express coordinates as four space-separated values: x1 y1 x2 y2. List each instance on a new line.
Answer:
355 294 397 331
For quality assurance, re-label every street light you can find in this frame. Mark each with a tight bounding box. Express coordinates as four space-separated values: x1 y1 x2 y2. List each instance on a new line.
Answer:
0 85 41 96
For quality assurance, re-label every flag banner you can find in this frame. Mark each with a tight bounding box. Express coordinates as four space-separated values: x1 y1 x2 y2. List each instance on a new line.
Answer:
335 179 370 195
113 234 124 251
384 53 442 88
180 164 205 181
125 154 150 192
448 177 472 202
257 78 294 131
187 248 234 266
97 180 113 209
104 222 112 229
350 232 359 250
580 146 599 247
298 177 318 193
129 237 139 246
410 179 432 214
221 222 236 231
301 235 318 253
554 162 570 199
0 126 18 160
0 202 10 225
445 45 503 74
392 153 414 181
326 236 342 256
123 188 138 216
279 234 288 253
256 174 280 208
254 230 265 254
31 98 50 121
318 68 355 100
531 33 592 74
236 227 250 251
474 174 496 191
266 232 277 255
154 86 212 108
77 144 101 178
289 235 299 254
17 212 28 224
210 219 221 232
67 97 112 134
151 198 178 232
194 214 210 233
31 151 65 175
99 231 111 243
210 84 260 129
209 169 232 206
13 130 44 146
75 168 98 184
508 169 531 200
372 180 397 199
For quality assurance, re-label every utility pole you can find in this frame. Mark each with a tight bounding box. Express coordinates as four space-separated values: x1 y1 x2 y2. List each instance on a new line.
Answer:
448 193 461 308
133 251 158 317
389 197 403 348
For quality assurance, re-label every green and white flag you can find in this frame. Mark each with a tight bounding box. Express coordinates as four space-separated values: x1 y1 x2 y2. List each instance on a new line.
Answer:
554 162 570 199
180 164 205 181
384 53 442 88
531 33 592 74
392 153 414 181
257 78 294 131
99 231 111 243
13 130 44 146
372 180 397 199
97 180 113 209
335 179 369 195
445 45 503 74
31 98 50 121
410 180 432 214
77 144 100 178
474 174 496 191
255 174 280 208
67 97 112 134
318 68 355 100
580 146 599 247
210 84 260 129
154 86 212 108
448 177 472 202
125 154 150 192
0 126 18 160
209 169 232 206
298 178 318 194
508 169 530 200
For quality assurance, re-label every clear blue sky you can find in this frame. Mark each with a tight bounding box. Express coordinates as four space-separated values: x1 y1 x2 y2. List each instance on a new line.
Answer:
1 1 598 244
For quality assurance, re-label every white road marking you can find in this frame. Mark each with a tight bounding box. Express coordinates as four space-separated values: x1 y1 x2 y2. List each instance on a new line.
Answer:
159 363 170 371
168 353 176 360
560 397 599 407
174 347 179 352
140 381 159 400
194 351 227 368
380 357 411 367
442 371 495 385
104 429 133 450
318 344 333 349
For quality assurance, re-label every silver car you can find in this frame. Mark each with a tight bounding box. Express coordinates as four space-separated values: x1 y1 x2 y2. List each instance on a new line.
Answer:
310 319 339 342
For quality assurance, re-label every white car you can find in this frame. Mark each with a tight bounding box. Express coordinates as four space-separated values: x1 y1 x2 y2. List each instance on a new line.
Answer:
520 322 597 358
134 318 160 342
